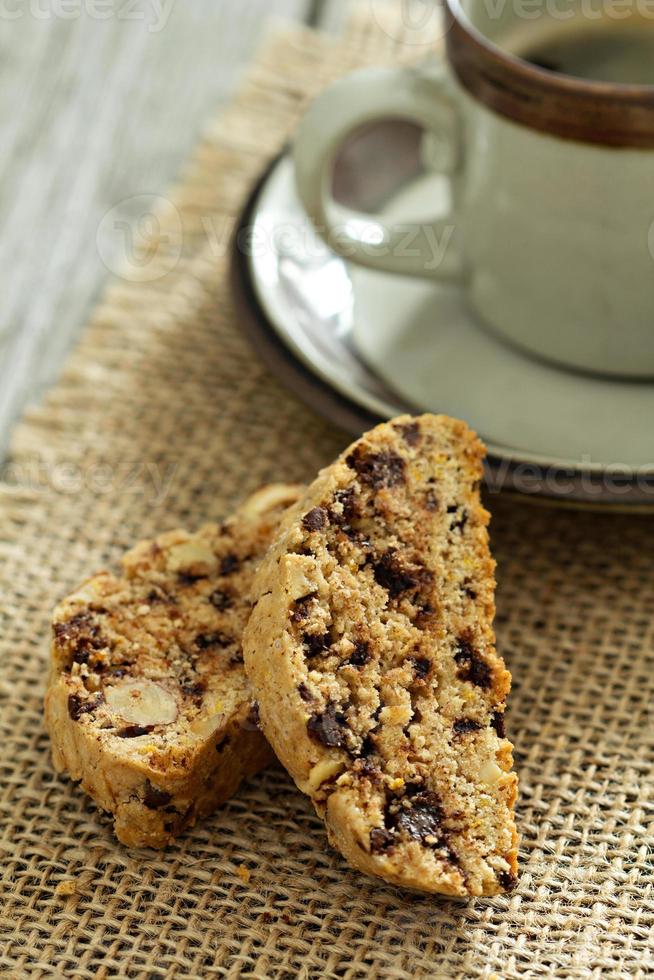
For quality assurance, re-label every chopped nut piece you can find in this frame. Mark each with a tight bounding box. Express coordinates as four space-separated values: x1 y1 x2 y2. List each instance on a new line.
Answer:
479 760 504 785
165 539 217 577
303 757 345 793
105 679 178 727
239 483 302 517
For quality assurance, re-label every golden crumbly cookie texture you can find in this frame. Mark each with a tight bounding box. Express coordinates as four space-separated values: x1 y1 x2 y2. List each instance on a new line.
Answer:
45 484 302 848
244 416 518 897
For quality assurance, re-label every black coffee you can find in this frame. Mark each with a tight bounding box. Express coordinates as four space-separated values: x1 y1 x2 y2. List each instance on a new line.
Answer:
518 22 654 84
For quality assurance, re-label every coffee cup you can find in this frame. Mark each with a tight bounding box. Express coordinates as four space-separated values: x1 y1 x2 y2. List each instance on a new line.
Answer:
292 0 654 378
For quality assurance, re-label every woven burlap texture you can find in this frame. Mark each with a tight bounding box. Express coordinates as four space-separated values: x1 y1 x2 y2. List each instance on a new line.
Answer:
1 7 652 978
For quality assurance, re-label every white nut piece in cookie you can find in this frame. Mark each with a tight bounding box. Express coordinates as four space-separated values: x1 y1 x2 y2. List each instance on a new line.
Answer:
303 757 346 794
479 760 504 786
239 483 305 518
165 539 217 577
244 416 518 897
105 680 178 727
45 483 302 849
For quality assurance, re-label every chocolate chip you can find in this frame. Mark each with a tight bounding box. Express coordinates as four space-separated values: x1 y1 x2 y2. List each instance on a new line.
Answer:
247 702 261 730
423 490 439 511
117 725 153 738
498 870 518 892
331 487 360 524
402 781 426 797
302 631 331 658
346 447 406 489
229 650 244 665
195 632 231 649
358 731 376 758
412 657 431 679
220 554 239 576
178 572 207 586
343 526 369 547
143 781 173 810
395 421 421 447
369 827 395 854
413 601 436 628
75 637 105 664
209 589 233 611
463 585 477 600
302 507 328 532
388 792 445 845
147 587 172 604
181 680 205 701
291 594 316 623
297 683 313 703
448 506 468 532
453 718 482 735
307 703 347 749
67 693 101 721
54 620 75 643
357 760 382 782
54 613 95 644
347 641 370 668
455 637 492 689
372 551 418 598
167 803 195 833
55 614 105 667
491 711 506 739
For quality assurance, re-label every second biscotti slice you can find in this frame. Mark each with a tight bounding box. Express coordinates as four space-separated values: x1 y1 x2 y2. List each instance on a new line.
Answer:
243 415 518 897
44 484 301 848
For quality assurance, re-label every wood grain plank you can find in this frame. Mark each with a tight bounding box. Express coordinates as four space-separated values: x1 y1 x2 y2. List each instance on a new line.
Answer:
0 0 311 458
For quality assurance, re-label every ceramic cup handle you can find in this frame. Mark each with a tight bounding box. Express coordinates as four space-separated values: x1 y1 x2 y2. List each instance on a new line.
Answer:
293 65 464 279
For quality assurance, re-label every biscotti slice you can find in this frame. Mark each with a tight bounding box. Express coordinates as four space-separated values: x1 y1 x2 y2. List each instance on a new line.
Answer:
243 416 517 897
45 484 302 848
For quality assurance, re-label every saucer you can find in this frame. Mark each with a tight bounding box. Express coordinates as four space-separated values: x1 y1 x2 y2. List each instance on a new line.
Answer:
232 152 654 509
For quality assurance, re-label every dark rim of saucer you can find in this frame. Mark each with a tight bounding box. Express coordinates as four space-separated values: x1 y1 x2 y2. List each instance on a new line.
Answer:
230 154 654 510
444 0 654 148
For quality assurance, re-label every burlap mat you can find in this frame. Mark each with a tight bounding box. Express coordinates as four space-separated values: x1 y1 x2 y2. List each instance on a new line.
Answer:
1 7 652 978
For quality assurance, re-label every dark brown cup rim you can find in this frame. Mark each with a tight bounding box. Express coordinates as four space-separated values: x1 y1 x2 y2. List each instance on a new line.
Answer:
443 0 654 147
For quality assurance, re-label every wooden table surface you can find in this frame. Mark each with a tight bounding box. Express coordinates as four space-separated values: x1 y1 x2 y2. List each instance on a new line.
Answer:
0 0 349 459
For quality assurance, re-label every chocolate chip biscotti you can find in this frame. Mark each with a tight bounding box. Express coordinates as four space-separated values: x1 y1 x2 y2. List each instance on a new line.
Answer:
45 484 301 848
243 416 518 897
